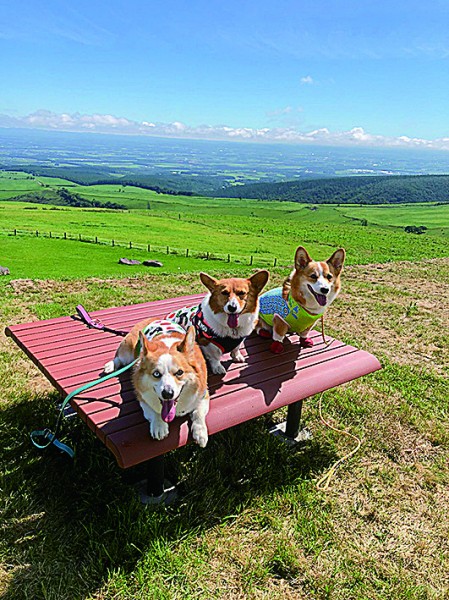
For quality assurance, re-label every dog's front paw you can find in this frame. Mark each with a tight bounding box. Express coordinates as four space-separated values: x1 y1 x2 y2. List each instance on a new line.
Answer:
149 420 169 441
300 337 314 348
231 350 245 363
210 361 226 375
270 341 284 354
103 360 115 374
192 423 208 448
258 329 272 339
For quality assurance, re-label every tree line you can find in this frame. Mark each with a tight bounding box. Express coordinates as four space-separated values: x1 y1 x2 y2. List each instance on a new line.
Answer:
217 174 449 204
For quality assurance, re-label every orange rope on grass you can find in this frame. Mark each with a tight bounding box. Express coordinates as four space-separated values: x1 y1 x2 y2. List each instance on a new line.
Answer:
316 393 363 491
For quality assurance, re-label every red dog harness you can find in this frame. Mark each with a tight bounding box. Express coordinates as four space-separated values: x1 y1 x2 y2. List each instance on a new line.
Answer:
167 305 245 354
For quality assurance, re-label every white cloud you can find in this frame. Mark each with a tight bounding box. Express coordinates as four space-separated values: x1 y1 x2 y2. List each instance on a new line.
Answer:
266 106 293 117
2 110 449 151
300 75 314 85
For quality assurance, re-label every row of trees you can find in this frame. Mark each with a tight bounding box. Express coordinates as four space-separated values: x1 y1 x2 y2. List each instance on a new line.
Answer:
56 188 126 209
9 188 126 210
219 175 449 205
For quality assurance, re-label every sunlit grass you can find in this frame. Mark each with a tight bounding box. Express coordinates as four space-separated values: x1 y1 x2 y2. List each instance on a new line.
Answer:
1 263 448 599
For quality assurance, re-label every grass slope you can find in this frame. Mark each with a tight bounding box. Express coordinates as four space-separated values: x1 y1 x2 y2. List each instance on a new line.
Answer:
1 260 448 599
0 171 76 200
0 235 232 281
338 203 449 233
1 201 449 280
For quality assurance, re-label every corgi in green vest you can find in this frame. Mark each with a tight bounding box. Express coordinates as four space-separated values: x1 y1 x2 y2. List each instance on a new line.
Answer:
257 246 345 354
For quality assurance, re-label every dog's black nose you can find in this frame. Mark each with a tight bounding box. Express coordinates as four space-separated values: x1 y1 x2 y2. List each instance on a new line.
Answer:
161 386 174 400
227 304 237 313
320 287 330 295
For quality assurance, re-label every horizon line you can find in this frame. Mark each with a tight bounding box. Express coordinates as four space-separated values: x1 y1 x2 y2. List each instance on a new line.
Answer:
1 110 449 153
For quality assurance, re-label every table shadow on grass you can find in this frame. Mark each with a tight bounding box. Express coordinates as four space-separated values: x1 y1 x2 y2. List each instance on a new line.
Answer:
0 391 337 600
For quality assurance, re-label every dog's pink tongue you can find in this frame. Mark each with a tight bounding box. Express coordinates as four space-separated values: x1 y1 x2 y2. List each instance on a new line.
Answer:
316 294 327 307
227 313 239 328
161 400 176 423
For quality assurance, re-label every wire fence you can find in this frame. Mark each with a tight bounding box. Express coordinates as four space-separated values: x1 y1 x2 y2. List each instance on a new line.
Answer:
1 228 281 268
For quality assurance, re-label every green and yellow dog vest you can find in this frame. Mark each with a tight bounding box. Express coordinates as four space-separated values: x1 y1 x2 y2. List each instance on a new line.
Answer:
259 287 322 333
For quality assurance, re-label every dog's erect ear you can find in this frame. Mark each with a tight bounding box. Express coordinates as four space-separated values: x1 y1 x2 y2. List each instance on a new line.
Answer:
294 246 312 271
248 270 269 294
200 272 218 292
327 248 346 274
138 331 150 357
177 326 196 354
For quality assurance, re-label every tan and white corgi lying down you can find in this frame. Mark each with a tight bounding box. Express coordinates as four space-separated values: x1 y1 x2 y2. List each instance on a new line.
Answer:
104 320 209 446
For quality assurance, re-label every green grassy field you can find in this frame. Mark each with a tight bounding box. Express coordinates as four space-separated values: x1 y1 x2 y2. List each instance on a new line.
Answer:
1 199 449 280
0 171 77 200
0 234 237 281
338 203 449 232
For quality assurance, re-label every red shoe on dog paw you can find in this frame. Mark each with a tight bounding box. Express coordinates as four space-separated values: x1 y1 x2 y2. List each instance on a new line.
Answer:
270 341 284 354
299 337 314 348
258 329 272 339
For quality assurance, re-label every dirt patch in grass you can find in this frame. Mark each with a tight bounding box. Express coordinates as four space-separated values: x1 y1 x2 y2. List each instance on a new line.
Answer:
323 447 449 597
328 257 449 376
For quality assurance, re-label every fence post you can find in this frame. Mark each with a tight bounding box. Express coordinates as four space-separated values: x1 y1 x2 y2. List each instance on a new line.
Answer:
79 233 81 241
36 230 39 237
64 232 67 239
250 255 253 266
14 229 16 236
112 239 114 247
129 241 132 249
148 244 150 252
228 254 230 262
274 257 277 267
206 251 209 260
95 236 98 244
49 231 52 238
167 246 169 254
186 248 189 257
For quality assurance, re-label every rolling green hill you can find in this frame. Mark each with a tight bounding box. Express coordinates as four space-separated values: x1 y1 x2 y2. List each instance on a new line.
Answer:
5 167 449 206
1 169 449 280
1 165 218 194
218 174 449 204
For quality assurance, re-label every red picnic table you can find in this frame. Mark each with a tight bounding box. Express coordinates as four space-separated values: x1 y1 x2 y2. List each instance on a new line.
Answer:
5 294 381 500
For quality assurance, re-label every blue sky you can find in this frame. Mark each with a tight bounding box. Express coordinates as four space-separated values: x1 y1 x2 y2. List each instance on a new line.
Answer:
1 0 449 148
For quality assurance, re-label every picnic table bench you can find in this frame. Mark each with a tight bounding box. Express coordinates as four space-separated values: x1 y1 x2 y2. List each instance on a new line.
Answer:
6 294 381 501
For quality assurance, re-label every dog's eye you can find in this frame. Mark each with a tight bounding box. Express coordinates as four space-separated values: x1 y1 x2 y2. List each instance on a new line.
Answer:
326 274 333 281
310 273 318 281
221 290 230 297
152 370 162 378
175 369 184 377
237 291 246 298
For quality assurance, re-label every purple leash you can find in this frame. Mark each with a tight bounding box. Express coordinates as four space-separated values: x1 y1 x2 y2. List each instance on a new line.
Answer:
76 304 128 337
